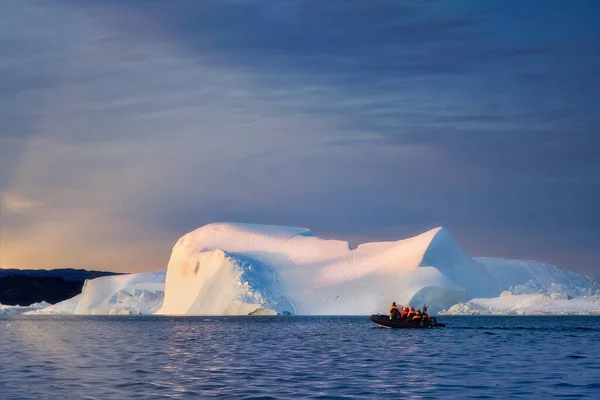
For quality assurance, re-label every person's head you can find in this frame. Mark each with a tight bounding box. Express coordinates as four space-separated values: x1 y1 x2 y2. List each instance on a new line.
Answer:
411 307 415 311
392 302 396 306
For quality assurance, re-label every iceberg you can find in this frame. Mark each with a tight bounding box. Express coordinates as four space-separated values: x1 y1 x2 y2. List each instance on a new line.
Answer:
26 223 599 316
0 301 51 314
33 271 165 315
436 257 600 315
157 223 598 315
475 257 597 297
441 292 600 315
73 270 165 315
26 295 82 315
158 223 499 315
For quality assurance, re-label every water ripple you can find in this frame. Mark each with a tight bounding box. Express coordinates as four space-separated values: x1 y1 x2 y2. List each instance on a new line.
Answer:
0 315 599 399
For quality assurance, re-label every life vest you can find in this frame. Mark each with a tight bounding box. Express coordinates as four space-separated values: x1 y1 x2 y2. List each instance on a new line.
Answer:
389 305 399 313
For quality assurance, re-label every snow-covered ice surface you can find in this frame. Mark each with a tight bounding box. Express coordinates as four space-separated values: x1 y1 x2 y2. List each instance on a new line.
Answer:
0 302 51 314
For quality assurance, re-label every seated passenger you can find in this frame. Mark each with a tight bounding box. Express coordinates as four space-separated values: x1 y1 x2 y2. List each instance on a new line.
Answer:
413 309 422 321
389 302 400 320
400 307 410 319
407 306 416 320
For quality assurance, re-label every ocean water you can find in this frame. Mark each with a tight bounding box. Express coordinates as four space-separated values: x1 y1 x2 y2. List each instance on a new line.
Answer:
1 316 599 399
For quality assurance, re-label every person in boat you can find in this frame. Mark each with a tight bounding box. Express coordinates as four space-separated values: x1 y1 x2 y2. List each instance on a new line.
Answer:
422 305 429 321
389 302 400 320
412 309 422 322
407 306 416 320
400 307 410 319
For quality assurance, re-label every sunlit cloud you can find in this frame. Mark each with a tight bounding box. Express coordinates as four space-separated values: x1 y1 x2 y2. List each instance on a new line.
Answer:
1 192 41 213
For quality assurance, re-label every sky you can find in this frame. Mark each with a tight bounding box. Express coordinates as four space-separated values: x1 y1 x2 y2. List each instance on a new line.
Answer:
1 0 599 279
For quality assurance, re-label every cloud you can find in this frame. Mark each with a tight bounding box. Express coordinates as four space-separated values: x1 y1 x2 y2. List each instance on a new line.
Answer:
1 1 599 278
1 192 41 213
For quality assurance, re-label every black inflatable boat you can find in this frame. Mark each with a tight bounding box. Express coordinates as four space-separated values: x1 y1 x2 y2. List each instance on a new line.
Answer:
370 314 446 328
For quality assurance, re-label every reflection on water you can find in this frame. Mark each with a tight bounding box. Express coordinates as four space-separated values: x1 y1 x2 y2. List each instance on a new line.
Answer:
1 316 599 399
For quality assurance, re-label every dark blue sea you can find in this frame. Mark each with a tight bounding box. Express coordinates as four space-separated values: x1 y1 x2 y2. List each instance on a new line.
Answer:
1 316 599 399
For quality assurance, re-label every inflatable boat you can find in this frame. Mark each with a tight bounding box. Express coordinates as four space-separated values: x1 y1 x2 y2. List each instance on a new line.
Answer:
370 314 446 328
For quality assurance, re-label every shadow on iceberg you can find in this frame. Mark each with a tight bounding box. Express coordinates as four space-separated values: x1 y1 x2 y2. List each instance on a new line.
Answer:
229 253 296 315
408 285 467 314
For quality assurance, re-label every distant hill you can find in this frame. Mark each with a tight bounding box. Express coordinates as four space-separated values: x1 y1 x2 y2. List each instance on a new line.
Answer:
0 269 122 306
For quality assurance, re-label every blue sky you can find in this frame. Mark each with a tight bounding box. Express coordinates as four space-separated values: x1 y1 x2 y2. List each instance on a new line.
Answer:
1 0 599 278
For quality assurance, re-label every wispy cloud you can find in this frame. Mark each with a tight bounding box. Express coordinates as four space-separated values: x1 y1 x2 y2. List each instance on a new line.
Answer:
1 192 41 213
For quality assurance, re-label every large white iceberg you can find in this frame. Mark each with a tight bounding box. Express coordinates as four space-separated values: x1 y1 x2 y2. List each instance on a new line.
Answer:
156 223 598 315
28 223 600 316
156 223 504 315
